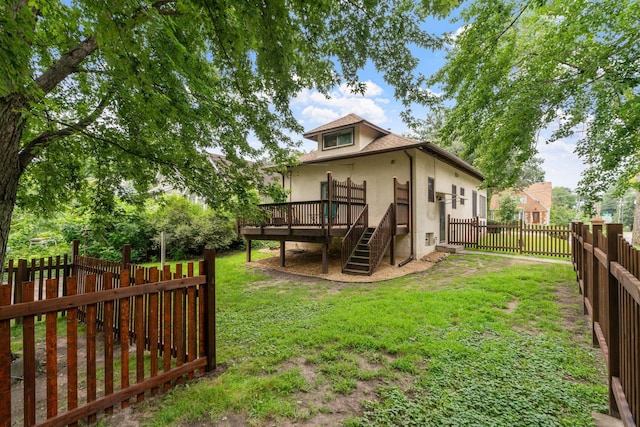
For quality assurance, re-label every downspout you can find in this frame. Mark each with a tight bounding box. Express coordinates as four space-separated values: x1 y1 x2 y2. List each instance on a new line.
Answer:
399 150 414 267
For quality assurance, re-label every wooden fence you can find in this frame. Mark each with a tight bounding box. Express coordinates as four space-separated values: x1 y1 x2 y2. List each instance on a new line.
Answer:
0 248 216 426
572 221 637 426
448 216 571 257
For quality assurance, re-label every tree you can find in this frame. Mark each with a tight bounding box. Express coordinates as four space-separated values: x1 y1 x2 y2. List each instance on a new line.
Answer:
0 0 458 269
496 193 518 222
431 1 639 234
514 157 545 190
550 186 578 226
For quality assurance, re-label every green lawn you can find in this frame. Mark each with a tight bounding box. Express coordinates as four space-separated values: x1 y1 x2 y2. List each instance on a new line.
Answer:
118 251 607 426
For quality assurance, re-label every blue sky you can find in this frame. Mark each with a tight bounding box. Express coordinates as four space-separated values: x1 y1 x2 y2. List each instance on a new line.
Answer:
284 13 587 190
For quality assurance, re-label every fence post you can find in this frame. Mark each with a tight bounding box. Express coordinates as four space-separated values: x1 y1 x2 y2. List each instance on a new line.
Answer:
71 239 80 277
519 219 524 254
591 221 603 347
605 223 622 417
121 244 131 271
13 259 27 324
327 171 333 237
203 248 216 371
347 177 352 227
581 224 590 300
447 214 451 244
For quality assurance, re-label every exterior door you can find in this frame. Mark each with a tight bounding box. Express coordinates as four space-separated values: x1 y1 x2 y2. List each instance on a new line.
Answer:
439 196 446 243
532 211 540 224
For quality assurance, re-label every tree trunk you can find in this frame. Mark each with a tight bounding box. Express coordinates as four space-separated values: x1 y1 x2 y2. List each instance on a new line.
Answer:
0 95 26 273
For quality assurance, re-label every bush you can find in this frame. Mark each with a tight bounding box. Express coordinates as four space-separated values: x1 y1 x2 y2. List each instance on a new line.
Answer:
150 195 239 260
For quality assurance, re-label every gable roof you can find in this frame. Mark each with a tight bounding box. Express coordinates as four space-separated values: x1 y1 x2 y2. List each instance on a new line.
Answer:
302 113 390 141
524 182 552 211
298 115 483 181
489 182 553 212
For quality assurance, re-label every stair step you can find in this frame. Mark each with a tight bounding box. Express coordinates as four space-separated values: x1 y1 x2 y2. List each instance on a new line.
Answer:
353 250 369 258
346 262 369 270
342 268 370 276
351 256 370 263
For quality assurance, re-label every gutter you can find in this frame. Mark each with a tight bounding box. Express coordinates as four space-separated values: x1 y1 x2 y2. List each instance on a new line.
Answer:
399 150 415 266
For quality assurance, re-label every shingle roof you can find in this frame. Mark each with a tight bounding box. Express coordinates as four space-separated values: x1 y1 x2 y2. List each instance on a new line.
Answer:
297 116 483 181
302 113 390 141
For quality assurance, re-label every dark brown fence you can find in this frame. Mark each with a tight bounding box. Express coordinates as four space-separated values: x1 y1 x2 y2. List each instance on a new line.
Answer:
3 255 72 309
448 216 571 257
572 221 637 425
0 249 216 426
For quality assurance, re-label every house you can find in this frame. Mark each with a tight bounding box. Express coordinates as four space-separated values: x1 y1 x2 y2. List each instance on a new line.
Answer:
238 114 486 275
489 182 552 225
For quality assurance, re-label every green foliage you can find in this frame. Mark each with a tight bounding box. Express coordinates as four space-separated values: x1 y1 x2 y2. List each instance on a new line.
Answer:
432 0 640 208
1 0 464 268
601 187 635 230
6 207 71 261
5 194 239 264
550 187 579 226
150 195 240 259
142 252 606 426
496 193 518 221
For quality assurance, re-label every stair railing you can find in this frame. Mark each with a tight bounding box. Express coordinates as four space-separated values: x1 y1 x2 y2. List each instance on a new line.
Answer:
367 203 395 275
341 205 369 272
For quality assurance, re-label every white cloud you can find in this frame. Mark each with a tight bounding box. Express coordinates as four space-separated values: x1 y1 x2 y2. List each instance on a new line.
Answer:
337 80 384 97
536 125 586 190
293 81 390 125
300 106 340 124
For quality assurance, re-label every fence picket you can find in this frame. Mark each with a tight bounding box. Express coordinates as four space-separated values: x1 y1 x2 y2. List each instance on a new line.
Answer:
67 277 78 427
0 247 215 425
46 278 58 419
23 280 36 426
86 275 98 424
135 268 145 403
149 268 159 396
0 285 11 425
104 272 115 415
120 270 131 409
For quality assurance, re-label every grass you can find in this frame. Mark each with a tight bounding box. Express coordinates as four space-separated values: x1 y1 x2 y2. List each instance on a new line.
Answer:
116 250 607 426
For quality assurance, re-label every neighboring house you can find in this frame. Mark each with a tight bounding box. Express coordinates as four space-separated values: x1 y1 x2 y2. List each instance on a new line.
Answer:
490 182 552 225
238 114 486 275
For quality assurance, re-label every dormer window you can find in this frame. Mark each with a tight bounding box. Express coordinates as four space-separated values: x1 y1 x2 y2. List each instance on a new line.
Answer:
323 128 353 150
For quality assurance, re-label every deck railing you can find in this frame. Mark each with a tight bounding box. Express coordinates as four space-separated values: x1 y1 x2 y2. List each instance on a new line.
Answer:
341 206 369 272
367 203 395 275
238 200 366 229
394 178 410 228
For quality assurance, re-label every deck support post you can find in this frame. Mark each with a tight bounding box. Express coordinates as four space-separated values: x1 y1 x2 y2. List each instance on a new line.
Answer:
390 237 395 265
322 239 329 274
246 240 252 262
280 241 286 267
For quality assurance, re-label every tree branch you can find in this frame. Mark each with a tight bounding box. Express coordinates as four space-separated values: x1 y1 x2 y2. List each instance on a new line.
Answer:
34 35 99 94
18 91 113 170
494 1 531 43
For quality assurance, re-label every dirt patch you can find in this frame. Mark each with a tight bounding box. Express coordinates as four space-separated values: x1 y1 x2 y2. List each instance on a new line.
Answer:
251 250 449 283
503 299 519 314
555 281 592 343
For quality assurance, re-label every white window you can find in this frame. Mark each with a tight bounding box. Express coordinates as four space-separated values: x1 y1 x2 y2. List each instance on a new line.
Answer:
323 129 353 149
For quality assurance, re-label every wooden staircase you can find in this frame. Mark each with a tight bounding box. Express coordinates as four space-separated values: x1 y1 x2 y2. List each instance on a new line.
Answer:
343 227 375 275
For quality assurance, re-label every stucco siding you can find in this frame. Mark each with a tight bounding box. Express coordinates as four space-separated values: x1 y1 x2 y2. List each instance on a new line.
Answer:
286 148 485 260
